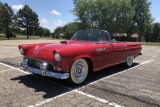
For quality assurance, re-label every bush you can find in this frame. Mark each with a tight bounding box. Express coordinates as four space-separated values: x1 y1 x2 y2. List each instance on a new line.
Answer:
52 33 54 38
112 36 137 42
9 32 17 37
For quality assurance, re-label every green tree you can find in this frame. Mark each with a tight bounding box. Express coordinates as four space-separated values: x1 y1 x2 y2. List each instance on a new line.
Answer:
151 23 160 42
73 0 152 41
144 24 153 42
64 22 83 39
52 33 54 38
54 22 83 39
17 5 39 39
36 27 51 37
43 28 51 37
73 0 101 29
2 3 14 39
12 14 20 35
54 27 63 39
73 0 134 34
0 2 3 32
36 27 44 37
130 0 152 41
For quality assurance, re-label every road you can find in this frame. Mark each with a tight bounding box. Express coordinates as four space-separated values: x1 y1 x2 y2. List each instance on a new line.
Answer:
0 40 160 107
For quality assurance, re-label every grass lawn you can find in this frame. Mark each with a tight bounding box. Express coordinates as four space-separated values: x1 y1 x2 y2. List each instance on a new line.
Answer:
141 42 160 46
0 34 53 40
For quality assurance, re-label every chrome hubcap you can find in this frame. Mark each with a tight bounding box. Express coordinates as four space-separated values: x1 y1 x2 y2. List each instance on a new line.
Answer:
71 59 88 84
73 62 86 80
127 56 133 66
74 64 83 77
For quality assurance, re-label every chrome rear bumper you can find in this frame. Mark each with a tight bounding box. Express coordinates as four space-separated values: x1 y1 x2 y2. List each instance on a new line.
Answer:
21 61 69 79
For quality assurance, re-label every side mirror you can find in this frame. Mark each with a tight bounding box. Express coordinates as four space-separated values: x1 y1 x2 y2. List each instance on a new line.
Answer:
112 39 116 43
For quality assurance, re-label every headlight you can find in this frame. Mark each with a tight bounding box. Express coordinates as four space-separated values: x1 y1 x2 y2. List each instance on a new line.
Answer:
20 48 24 55
55 53 61 62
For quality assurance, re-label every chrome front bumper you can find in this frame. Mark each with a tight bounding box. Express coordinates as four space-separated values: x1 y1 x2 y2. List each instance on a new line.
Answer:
21 61 69 79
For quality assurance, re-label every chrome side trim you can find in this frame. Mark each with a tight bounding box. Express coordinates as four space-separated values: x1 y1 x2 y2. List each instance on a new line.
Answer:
21 62 69 79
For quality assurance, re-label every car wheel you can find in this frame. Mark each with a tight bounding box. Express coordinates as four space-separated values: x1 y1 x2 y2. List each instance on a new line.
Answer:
68 59 88 85
125 56 134 67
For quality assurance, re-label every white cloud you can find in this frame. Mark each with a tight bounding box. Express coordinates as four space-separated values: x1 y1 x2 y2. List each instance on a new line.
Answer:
53 20 66 26
40 19 66 32
11 5 23 10
52 20 66 32
40 18 49 28
51 10 61 15
47 26 56 33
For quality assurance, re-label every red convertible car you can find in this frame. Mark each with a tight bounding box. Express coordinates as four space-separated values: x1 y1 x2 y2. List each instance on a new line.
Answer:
19 30 142 84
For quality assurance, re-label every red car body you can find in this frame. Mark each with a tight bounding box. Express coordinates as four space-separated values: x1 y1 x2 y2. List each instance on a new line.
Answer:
19 30 142 84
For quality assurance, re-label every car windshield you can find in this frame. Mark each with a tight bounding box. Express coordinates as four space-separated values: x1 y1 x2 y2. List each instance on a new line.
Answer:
70 30 111 42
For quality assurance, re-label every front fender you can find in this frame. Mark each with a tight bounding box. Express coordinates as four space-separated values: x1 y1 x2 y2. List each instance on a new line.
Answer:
74 55 93 62
59 54 93 73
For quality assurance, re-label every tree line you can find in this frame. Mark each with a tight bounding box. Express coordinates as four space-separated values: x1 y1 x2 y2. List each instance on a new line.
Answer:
54 0 160 42
0 2 51 39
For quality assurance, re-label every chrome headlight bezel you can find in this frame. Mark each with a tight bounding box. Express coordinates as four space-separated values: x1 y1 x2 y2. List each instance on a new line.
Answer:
20 48 24 55
54 53 61 62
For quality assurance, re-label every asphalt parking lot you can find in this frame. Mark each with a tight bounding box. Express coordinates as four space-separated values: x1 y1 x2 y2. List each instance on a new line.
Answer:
0 40 160 107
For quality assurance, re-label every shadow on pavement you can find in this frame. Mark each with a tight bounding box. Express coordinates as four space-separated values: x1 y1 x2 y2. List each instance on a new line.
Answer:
10 62 139 99
0 56 23 67
10 74 70 98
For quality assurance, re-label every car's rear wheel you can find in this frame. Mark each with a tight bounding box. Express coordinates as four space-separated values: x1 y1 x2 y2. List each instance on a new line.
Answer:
67 59 88 85
125 56 134 67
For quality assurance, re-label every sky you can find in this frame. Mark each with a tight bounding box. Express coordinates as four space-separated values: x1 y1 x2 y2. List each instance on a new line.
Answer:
1 0 160 32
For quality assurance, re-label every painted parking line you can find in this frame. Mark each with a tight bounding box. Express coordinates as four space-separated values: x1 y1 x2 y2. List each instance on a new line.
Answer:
140 60 154 65
0 69 13 72
27 60 154 107
75 90 124 107
0 62 30 74
88 59 154 85
0 60 154 107
0 62 72 90
28 89 124 107
27 90 74 107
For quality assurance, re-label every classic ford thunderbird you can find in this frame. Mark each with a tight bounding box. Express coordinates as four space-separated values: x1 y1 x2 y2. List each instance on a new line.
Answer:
19 30 142 84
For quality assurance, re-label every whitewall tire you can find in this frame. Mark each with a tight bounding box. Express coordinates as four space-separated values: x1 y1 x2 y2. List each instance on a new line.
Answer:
125 56 134 67
68 59 88 85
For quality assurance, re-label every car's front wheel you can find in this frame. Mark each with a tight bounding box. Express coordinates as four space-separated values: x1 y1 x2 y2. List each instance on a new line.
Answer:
67 59 88 85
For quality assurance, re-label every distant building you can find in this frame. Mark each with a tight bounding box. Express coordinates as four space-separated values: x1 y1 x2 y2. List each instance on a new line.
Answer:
59 33 66 39
112 33 139 42
112 33 139 38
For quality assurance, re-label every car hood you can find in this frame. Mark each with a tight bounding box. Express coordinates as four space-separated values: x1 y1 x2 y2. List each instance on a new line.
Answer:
34 40 94 52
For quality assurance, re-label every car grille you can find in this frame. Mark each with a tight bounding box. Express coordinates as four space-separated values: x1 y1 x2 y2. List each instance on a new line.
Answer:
28 58 54 71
